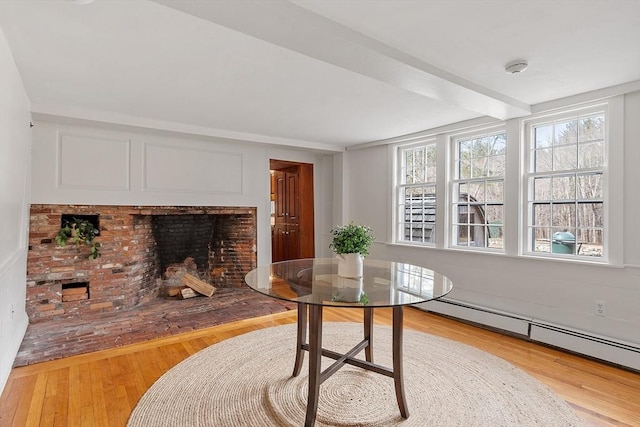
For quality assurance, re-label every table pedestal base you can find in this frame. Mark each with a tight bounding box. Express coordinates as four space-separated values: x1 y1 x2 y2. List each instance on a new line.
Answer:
293 303 408 427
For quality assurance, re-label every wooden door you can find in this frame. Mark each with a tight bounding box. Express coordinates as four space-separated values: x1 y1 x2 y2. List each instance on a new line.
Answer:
270 160 314 262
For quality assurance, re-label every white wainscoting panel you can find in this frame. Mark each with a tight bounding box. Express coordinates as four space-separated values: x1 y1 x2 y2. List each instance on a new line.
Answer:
57 133 130 190
143 143 242 194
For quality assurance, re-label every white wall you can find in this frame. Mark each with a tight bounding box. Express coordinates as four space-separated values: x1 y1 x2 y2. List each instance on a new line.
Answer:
0 27 31 393
344 91 640 346
29 118 335 266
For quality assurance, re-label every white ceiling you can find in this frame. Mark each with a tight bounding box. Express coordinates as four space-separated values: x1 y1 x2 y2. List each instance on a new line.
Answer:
1 0 639 152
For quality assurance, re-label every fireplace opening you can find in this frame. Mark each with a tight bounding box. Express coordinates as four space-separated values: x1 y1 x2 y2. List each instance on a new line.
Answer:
151 214 216 280
148 213 256 289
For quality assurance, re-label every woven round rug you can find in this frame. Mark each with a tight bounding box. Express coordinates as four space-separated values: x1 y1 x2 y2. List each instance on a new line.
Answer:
128 322 587 427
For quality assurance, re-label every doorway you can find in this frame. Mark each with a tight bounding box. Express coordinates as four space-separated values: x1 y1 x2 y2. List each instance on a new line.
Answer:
270 159 315 262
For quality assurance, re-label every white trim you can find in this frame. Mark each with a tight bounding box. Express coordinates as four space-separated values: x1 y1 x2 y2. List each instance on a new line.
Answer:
521 101 615 264
31 108 346 153
421 298 640 370
530 81 640 115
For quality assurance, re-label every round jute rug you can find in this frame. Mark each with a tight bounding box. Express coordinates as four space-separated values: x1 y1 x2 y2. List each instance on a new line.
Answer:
128 323 587 427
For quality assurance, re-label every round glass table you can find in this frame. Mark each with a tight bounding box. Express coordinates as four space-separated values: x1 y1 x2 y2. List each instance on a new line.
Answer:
245 258 453 427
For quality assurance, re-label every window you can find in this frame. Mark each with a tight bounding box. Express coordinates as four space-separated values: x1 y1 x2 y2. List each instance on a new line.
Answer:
397 142 437 244
452 131 506 250
525 109 605 258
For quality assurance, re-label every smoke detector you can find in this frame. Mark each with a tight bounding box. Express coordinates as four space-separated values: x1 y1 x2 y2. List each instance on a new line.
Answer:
504 60 528 74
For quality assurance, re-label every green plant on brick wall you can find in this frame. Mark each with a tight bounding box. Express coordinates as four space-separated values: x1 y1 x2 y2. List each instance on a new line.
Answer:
55 218 101 260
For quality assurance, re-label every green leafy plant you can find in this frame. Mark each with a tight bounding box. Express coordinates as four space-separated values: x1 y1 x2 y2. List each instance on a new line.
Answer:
55 218 101 260
329 223 375 257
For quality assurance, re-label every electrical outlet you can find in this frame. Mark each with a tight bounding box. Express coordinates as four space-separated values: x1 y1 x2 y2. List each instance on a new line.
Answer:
595 300 606 317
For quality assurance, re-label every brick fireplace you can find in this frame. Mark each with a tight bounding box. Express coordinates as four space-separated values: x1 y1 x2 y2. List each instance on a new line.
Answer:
26 204 257 322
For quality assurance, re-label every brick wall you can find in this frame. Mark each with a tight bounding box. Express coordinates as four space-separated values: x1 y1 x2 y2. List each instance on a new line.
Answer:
27 205 257 323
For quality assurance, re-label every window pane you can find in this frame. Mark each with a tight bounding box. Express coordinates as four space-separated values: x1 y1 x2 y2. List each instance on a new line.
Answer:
486 181 503 202
459 160 471 179
489 134 507 155
554 120 577 145
552 175 575 200
535 124 552 148
533 203 551 227
467 182 484 202
472 158 486 178
552 227 577 255
488 226 503 249
457 204 471 224
474 137 489 157
553 144 577 170
459 139 472 160
576 228 603 257
577 202 603 228
534 177 551 200
552 203 576 227
579 114 604 143
577 173 603 199
535 148 553 172
578 141 604 168
532 227 551 253
485 205 503 225
456 224 470 246
487 155 505 176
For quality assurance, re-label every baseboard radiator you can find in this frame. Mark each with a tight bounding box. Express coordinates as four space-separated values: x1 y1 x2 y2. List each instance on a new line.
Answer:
420 299 640 371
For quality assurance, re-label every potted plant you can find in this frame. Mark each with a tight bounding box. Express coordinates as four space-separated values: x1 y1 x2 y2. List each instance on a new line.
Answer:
329 223 374 278
55 218 101 260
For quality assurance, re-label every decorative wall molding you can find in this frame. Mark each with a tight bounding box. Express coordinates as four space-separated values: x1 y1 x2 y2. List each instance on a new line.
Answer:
142 142 243 194
56 132 130 190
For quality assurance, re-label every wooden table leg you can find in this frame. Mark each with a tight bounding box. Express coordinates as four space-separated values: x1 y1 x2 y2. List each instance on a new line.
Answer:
305 304 323 427
364 307 373 362
293 302 307 377
393 306 409 418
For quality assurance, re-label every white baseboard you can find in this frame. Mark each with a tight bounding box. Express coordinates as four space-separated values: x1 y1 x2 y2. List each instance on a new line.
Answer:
530 321 640 371
419 299 531 336
418 298 640 371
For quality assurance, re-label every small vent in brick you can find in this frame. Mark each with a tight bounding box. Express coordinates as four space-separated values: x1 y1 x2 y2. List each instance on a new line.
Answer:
61 282 89 302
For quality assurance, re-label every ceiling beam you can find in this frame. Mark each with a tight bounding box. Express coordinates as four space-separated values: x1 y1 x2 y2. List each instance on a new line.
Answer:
153 0 531 120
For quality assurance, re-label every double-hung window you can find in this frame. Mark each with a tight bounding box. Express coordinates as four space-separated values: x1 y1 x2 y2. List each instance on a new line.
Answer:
525 107 606 258
397 141 437 245
451 130 506 251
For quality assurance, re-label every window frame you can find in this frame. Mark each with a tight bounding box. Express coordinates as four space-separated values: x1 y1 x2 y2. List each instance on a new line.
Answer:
522 103 610 262
394 139 438 246
449 127 507 253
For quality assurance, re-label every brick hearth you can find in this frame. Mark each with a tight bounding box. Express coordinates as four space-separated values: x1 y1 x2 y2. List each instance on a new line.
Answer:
14 288 295 366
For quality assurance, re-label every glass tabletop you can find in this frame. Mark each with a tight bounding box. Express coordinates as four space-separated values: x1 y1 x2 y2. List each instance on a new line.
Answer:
244 258 453 308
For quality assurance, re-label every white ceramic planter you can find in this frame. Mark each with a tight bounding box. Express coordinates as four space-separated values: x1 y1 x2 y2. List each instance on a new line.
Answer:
336 253 364 278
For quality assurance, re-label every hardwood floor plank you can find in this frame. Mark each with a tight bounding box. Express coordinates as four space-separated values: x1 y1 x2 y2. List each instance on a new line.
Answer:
0 375 36 427
1 308 638 427
24 372 47 426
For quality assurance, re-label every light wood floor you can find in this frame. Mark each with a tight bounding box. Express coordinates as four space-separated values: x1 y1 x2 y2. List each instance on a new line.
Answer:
1 307 638 427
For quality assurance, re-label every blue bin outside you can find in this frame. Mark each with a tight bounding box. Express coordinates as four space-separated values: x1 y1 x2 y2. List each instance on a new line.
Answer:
552 231 575 254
